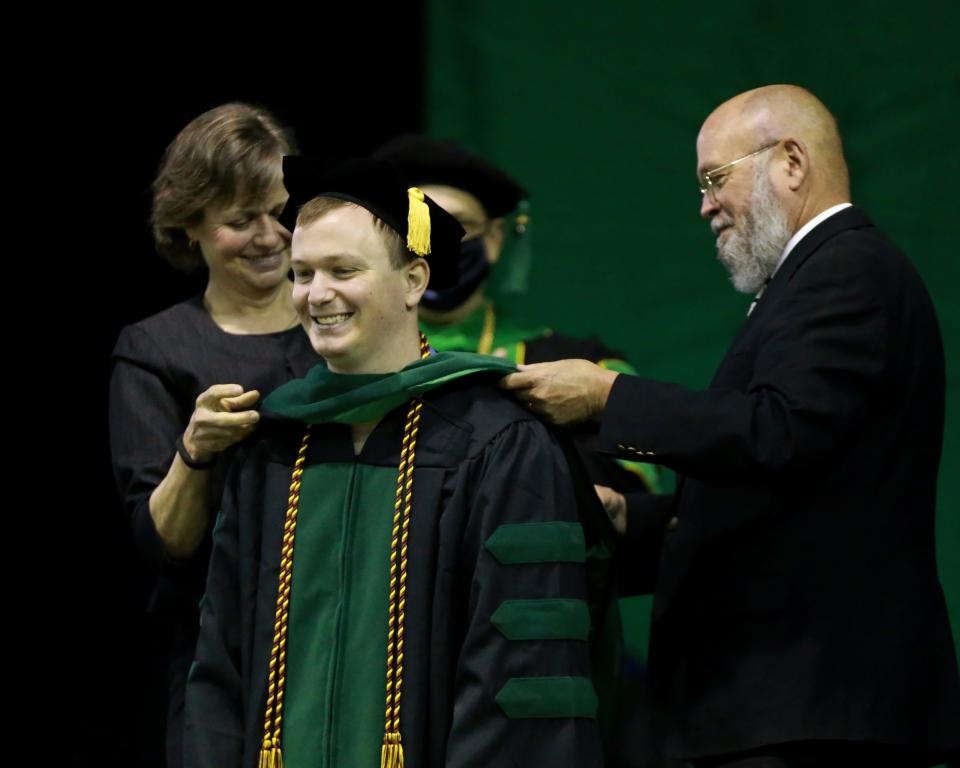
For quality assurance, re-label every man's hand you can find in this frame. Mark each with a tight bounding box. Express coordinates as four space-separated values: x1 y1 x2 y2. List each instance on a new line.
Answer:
181 384 261 463
594 484 627 535
499 359 619 425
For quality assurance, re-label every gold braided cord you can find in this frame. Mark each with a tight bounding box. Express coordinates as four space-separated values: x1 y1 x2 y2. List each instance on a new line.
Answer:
259 427 312 768
381 332 431 768
383 417 408 731
393 399 422 731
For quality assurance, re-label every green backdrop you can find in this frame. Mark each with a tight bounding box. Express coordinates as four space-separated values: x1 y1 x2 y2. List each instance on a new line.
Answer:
424 2 960 661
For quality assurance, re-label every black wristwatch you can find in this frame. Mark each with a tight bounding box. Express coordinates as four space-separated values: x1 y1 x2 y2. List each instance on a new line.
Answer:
176 435 216 470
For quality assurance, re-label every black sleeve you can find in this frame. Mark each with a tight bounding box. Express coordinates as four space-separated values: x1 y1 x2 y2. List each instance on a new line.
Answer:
109 324 198 574
524 333 626 366
183 455 247 768
526 333 661 494
598 243 889 483
618 491 674 596
446 419 604 768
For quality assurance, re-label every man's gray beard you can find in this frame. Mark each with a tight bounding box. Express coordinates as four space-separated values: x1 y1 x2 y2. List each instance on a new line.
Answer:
717 165 792 294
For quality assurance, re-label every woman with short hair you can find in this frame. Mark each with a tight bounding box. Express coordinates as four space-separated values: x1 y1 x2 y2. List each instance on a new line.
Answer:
109 102 318 767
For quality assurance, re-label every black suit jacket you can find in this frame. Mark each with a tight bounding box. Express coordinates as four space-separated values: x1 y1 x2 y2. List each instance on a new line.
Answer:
599 207 960 760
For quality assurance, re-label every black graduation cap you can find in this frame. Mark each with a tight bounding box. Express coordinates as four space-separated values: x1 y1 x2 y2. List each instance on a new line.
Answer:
371 135 527 219
281 155 465 289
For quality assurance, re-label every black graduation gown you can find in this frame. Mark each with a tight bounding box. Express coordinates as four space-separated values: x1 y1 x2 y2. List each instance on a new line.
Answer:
185 373 618 768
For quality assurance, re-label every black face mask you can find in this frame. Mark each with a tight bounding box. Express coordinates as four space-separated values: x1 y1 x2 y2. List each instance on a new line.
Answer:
421 235 491 312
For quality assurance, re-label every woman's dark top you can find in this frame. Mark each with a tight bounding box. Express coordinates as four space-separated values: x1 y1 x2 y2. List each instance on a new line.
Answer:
109 294 319 767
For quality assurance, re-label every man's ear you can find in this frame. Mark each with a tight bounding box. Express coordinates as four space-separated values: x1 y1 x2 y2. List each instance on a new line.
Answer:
780 137 809 192
405 257 430 309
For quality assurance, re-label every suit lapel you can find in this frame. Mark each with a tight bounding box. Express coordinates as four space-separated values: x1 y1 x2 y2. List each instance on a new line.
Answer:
768 205 873 295
713 206 874 371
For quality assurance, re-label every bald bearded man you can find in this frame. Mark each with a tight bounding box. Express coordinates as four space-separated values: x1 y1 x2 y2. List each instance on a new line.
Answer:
502 86 960 767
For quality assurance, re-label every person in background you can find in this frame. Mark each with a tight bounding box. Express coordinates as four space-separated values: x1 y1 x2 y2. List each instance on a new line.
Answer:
373 134 663 527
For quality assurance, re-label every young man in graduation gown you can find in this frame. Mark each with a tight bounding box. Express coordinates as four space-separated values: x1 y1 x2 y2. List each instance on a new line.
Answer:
183 157 617 768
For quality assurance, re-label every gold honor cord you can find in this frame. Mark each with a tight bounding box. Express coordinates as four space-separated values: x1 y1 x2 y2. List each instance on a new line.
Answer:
258 334 432 768
381 331 431 768
260 428 312 768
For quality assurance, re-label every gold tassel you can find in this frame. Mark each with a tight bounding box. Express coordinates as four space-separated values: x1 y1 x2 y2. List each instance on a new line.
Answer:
381 733 405 768
406 187 431 256
258 745 283 768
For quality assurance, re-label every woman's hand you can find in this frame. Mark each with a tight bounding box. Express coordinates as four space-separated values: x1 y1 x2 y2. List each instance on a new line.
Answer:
181 384 261 464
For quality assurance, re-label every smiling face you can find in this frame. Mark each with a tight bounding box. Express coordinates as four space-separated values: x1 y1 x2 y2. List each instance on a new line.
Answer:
291 204 429 373
697 124 791 294
697 127 762 248
186 173 292 296
714 161 793 294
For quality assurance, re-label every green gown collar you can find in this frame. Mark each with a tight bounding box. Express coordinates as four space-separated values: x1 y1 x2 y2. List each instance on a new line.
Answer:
263 351 516 425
